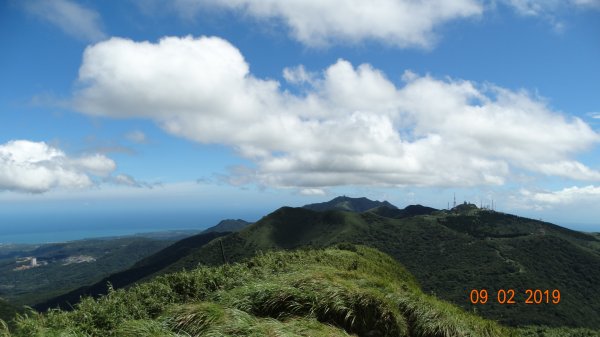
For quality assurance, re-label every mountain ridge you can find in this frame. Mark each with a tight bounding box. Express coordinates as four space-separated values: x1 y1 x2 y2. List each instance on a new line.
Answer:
303 195 398 212
201 219 251 234
34 196 600 329
9 245 599 337
0 246 535 337
34 231 229 311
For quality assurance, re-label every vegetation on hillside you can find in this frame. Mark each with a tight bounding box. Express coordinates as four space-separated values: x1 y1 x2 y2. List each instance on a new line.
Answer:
201 219 251 234
34 232 229 311
0 237 177 306
100 206 599 329
30 199 600 330
3 245 597 337
303 196 397 212
0 299 21 327
0 246 512 336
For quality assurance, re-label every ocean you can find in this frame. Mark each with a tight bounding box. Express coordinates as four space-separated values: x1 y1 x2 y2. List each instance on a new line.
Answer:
0 211 233 244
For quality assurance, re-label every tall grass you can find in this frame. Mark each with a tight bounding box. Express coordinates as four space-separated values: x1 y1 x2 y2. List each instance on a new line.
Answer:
0 320 10 337
2 244 596 337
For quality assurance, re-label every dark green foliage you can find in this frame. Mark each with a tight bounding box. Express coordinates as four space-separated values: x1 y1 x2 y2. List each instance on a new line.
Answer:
369 204 437 219
0 237 176 306
148 207 600 329
3 246 598 337
34 231 228 311
0 299 21 326
303 195 398 212
201 219 251 234
515 326 600 337
452 203 478 213
2 246 516 337
34 199 600 330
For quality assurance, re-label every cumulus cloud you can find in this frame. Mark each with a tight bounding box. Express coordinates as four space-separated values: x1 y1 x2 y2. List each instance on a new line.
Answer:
22 0 106 42
299 188 326 196
283 65 317 85
168 0 482 48
0 140 116 193
72 36 600 190
521 185 600 205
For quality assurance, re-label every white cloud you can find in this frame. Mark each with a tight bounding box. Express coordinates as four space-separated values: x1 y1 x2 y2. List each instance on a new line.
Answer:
497 0 600 32
22 0 106 42
134 0 600 48
71 154 116 177
504 0 549 16
572 0 600 8
72 36 600 190
107 174 156 188
501 0 600 17
283 65 316 85
521 185 600 205
170 0 482 48
126 130 148 143
299 188 326 196
0 140 116 193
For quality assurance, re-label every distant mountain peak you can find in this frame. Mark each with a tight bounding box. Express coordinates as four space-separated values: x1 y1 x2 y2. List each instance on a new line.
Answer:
451 202 478 213
201 219 251 234
369 204 438 219
303 196 398 212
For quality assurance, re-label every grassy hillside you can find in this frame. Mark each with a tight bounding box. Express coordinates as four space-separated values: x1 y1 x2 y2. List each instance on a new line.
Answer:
0 245 525 337
136 207 600 328
0 299 20 326
36 205 600 329
34 232 229 311
5 246 597 337
201 219 251 234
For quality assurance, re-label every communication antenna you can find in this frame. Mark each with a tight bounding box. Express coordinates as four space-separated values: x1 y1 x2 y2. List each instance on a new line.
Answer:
453 193 456 208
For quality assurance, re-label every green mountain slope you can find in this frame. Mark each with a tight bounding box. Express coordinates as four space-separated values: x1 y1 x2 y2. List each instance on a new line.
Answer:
369 204 438 219
303 195 397 212
1 246 525 337
0 299 21 325
35 199 600 329
34 231 229 311
201 219 251 234
150 207 600 328
0 237 177 306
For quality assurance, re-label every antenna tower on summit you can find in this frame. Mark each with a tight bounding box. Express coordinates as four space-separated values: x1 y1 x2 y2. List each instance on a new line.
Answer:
453 193 456 208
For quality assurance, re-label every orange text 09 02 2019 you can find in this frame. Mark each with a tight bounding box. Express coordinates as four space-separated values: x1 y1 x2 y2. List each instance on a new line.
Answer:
469 289 561 304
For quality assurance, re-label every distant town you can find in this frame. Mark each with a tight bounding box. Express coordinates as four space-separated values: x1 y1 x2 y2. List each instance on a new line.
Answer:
13 255 96 271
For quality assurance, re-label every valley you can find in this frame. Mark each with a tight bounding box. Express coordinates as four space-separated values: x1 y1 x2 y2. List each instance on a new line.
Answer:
0 231 198 306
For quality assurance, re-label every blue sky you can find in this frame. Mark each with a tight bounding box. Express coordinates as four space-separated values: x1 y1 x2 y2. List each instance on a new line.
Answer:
1 0 600 237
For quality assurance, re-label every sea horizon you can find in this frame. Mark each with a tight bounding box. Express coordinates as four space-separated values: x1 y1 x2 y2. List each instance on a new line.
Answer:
0 211 260 245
